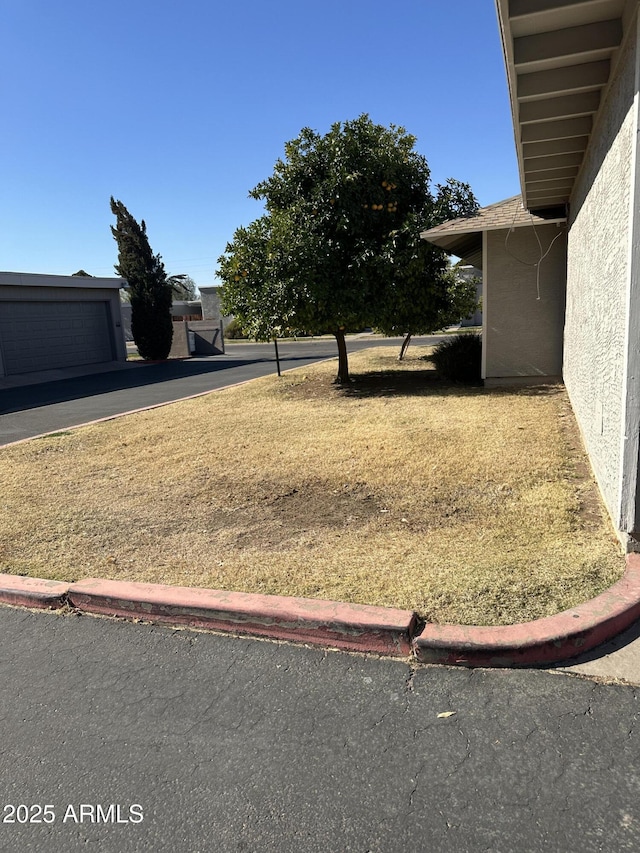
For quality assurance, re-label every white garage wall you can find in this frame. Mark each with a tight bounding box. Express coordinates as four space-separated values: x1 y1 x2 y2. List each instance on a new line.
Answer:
0 274 127 378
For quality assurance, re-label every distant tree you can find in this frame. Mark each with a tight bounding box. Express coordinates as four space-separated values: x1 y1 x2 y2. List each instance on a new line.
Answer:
110 197 174 360
219 114 444 383
375 179 480 360
72 269 92 277
170 274 199 301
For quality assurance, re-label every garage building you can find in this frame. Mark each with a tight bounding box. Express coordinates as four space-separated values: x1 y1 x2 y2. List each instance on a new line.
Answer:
0 272 127 378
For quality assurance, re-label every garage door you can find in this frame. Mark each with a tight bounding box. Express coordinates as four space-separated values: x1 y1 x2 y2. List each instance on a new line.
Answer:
0 300 114 375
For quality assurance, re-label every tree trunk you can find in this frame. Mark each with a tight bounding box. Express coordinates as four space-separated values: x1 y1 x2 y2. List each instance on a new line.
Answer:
333 328 350 384
398 332 412 361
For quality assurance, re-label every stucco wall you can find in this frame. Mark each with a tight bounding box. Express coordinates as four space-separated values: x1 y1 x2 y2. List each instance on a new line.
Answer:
483 224 567 378
563 28 637 528
199 287 221 322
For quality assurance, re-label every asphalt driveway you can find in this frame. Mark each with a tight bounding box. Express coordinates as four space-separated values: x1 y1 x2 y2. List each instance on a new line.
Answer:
0 336 446 445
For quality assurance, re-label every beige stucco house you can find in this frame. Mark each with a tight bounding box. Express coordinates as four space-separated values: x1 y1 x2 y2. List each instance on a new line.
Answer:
422 0 640 552
424 195 568 382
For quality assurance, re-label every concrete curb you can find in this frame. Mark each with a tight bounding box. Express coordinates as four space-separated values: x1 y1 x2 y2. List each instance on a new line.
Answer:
66 578 417 656
1 555 639 665
414 553 640 666
0 575 70 610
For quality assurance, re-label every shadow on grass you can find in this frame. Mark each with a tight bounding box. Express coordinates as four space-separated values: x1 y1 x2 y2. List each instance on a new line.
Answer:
338 368 564 400
341 369 451 398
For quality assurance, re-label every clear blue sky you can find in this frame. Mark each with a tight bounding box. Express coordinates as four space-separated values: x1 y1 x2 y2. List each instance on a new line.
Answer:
1 0 520 288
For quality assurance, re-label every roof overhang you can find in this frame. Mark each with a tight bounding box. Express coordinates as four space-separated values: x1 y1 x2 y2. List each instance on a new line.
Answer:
431 232 483 268
496 0 635 211
0 272 126 290
421 195 566 266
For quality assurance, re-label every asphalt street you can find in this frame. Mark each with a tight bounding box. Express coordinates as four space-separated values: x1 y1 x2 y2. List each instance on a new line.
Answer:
0 336 446 445
0 606 639 853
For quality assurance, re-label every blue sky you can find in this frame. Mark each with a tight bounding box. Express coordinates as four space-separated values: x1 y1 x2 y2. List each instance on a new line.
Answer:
1 0 520 287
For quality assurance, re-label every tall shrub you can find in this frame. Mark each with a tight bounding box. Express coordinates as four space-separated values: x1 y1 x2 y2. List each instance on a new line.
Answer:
110 197 174 360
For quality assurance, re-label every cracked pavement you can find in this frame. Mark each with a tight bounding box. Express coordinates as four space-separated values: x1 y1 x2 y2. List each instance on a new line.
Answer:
1 607 639 852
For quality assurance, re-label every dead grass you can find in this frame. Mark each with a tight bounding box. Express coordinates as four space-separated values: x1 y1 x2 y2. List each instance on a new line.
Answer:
0 346 624 625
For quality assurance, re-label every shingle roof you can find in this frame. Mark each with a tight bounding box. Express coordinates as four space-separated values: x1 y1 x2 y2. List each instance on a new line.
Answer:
420 195 566 266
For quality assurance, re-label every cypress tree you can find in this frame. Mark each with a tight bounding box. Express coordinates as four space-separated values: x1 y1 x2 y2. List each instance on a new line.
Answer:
110 197 173 360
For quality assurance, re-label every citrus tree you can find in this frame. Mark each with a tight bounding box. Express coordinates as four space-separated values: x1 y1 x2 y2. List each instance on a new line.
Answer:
218 115 477 382
217 215 304 340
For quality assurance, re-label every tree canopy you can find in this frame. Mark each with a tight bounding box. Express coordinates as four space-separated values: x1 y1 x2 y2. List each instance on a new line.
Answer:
110 197 174 360
217 214 304 340
217 115 478 381
374 179 479 359
171 274 199 301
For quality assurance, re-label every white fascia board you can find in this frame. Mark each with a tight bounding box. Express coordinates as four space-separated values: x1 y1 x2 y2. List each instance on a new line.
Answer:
495 0 529 205
0 272 127 290
423 216 567 245
481 215 567 231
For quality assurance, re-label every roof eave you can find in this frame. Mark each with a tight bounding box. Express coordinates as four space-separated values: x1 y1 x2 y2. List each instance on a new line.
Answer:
495 0 629 212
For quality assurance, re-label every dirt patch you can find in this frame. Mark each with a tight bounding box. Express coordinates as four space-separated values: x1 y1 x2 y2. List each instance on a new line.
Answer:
209 477 382 549
552 390 612 531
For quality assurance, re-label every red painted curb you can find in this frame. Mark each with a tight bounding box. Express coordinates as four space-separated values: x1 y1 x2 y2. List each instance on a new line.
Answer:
413 553 640 667
67 578 418 656
3 555 640 666
0 575 70 610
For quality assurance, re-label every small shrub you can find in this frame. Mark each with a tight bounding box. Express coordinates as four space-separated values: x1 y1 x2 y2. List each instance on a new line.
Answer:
429 334 482 383
224 318 248 339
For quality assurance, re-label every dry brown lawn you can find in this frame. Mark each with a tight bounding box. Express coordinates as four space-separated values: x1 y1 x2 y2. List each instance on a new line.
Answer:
0 346 624 625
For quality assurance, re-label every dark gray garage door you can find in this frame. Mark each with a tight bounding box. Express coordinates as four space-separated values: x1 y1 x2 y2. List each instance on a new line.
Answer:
0 300 114 375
